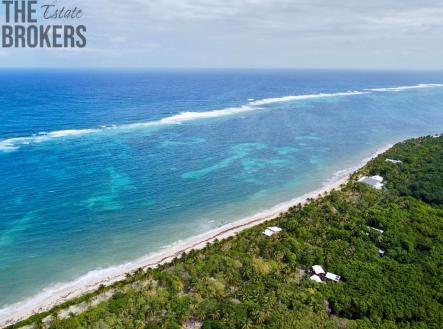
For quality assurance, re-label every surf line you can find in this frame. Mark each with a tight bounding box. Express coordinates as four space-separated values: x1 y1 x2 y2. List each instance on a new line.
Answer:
0 83 442 153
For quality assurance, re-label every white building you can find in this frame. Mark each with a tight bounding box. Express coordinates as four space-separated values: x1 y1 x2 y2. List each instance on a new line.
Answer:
311 265 326 276
386 159 402 164
310 275 323 283
262 226 282 237
367 226 384 234
372 175 384 182
325 272 341 282
358 175 384 190
310 266 341 283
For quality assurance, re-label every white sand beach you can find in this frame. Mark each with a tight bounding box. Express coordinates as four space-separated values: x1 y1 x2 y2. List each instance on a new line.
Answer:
0 144 392 328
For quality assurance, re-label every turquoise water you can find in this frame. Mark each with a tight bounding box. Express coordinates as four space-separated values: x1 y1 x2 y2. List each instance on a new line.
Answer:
0 70 443 309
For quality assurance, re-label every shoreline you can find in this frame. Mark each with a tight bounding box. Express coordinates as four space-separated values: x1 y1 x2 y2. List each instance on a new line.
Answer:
0 143 393 328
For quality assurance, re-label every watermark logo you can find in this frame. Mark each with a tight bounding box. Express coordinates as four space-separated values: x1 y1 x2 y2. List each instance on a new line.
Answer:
1 0 86 48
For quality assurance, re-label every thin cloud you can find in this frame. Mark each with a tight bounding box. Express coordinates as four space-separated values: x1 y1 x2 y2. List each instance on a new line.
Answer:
1 0 443 68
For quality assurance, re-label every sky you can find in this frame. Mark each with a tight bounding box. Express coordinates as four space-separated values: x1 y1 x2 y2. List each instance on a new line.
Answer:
1 0 443 69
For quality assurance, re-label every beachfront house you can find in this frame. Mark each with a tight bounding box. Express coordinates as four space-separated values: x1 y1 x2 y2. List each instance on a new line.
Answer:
386 158 402 164
358 175 384 190
325 272 341 282
263 226 282 237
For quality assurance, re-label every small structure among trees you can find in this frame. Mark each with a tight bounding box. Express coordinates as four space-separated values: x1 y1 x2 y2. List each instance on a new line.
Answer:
310 274 324 283
386 158 402 164
310 265 341 283
262 226 282 237
367 226 384 234
358 175 385 189
325 272 341 282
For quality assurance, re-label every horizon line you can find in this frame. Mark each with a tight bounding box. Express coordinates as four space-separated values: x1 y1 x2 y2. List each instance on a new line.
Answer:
1 67 443 72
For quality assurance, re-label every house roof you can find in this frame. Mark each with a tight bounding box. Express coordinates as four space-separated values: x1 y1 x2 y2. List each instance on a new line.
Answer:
358 176 384 189
367 226 384 234
371 175 384 182
312 265 325 275
262 227 282 237
325 272 341 282
310 275 323 283
263 229 275 237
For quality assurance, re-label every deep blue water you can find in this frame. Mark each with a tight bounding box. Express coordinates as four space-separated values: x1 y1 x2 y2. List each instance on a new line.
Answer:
0 69 442 309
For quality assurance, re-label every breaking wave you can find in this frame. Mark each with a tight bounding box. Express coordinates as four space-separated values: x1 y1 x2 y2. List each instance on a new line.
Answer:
249 91 368 106
0 106 256 152
365 83 443 92
0 129 100 152
1 83 442 152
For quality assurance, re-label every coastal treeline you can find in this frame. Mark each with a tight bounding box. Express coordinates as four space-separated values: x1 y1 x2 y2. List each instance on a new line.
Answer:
11 135 443 329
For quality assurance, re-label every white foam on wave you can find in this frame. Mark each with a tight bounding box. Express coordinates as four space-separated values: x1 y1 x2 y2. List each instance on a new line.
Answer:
46 129 100 138
0 129 100 152
249 90 368 106
125 105 255 128
1 83 442 153
366 83 443 92
0 106 257 153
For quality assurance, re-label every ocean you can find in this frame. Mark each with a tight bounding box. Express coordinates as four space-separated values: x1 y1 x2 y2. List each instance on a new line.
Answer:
0 69 443 311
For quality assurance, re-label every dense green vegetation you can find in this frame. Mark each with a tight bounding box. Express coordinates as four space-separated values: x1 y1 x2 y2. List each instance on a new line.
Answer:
366 136 443 206
10 135 443 329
